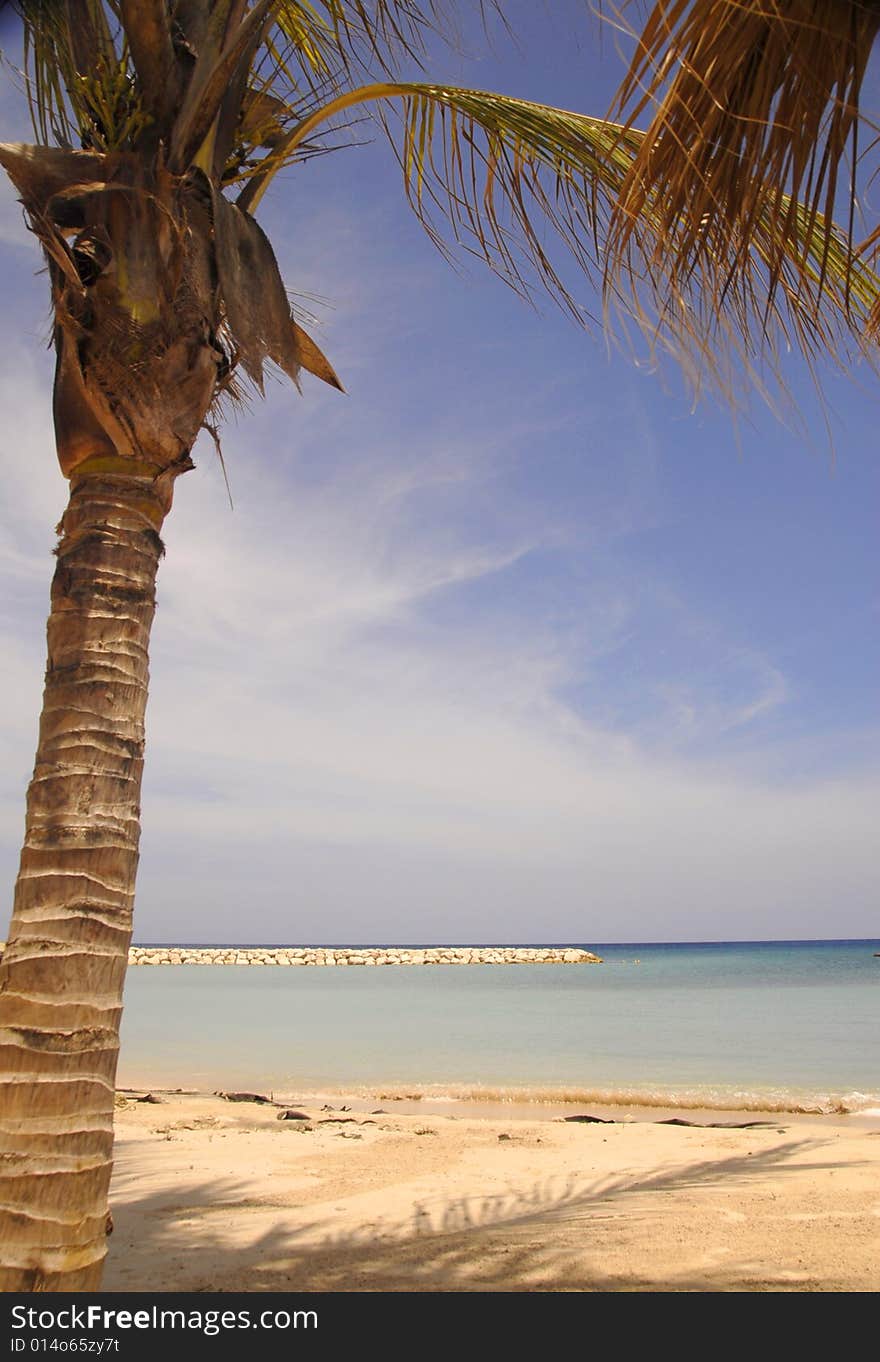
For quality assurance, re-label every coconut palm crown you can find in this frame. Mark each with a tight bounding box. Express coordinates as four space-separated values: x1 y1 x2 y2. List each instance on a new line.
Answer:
0 0 878 1293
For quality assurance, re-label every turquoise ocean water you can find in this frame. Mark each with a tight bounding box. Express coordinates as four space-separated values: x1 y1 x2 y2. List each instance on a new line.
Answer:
118 939 880 1114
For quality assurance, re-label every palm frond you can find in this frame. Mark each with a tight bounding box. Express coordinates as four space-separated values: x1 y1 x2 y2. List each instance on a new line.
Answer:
237 80 645 319
293 1 503 75
610 189 880 414
855 221 880 341
18 0 114 147
604 0 880 348
232 76 880 395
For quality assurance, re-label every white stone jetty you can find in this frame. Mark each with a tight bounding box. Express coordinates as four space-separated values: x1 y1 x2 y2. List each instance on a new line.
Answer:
123 945 603 966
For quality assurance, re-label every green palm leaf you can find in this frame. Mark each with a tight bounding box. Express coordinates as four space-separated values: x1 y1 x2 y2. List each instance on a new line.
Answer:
237 81 644 319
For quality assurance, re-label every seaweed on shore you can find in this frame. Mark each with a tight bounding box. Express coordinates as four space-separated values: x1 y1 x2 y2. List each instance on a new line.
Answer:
562 1113 780 1129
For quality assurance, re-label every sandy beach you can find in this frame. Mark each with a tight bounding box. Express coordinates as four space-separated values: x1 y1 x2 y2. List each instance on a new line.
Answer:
103 1090 880 1293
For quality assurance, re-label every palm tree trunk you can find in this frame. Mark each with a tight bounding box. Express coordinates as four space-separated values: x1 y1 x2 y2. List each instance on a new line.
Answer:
0 462 174 1291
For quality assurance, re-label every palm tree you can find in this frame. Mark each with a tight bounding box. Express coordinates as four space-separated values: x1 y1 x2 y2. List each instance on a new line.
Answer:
0 0 875 1292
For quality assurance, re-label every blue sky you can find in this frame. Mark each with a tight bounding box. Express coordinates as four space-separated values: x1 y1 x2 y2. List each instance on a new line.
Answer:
0 3 877 943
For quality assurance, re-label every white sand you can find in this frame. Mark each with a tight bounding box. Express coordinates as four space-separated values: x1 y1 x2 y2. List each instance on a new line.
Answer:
103 1091 880 1292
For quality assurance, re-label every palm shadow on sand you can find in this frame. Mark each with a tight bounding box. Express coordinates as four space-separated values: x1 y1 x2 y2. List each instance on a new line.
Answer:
103 1131 858 1292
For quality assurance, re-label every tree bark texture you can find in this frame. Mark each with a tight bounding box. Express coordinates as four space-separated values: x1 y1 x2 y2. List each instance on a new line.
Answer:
0 467 169 1291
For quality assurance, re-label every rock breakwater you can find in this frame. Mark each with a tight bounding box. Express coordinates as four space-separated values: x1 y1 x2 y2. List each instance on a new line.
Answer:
123 945 603 966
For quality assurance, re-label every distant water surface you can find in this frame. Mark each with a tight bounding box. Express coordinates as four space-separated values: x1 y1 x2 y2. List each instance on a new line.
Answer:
118 939 880 1114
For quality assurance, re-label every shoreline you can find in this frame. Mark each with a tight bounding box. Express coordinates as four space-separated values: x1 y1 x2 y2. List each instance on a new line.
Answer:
106 1088 880 1292
118 1083 877 1128
119 1078 880 1122
116 1072 880 1120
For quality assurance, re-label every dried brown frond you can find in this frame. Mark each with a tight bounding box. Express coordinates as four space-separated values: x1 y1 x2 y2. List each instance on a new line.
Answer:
604 0 880 386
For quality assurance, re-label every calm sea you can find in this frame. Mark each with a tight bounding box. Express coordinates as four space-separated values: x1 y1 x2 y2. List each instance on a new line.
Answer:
117 939 880 1115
